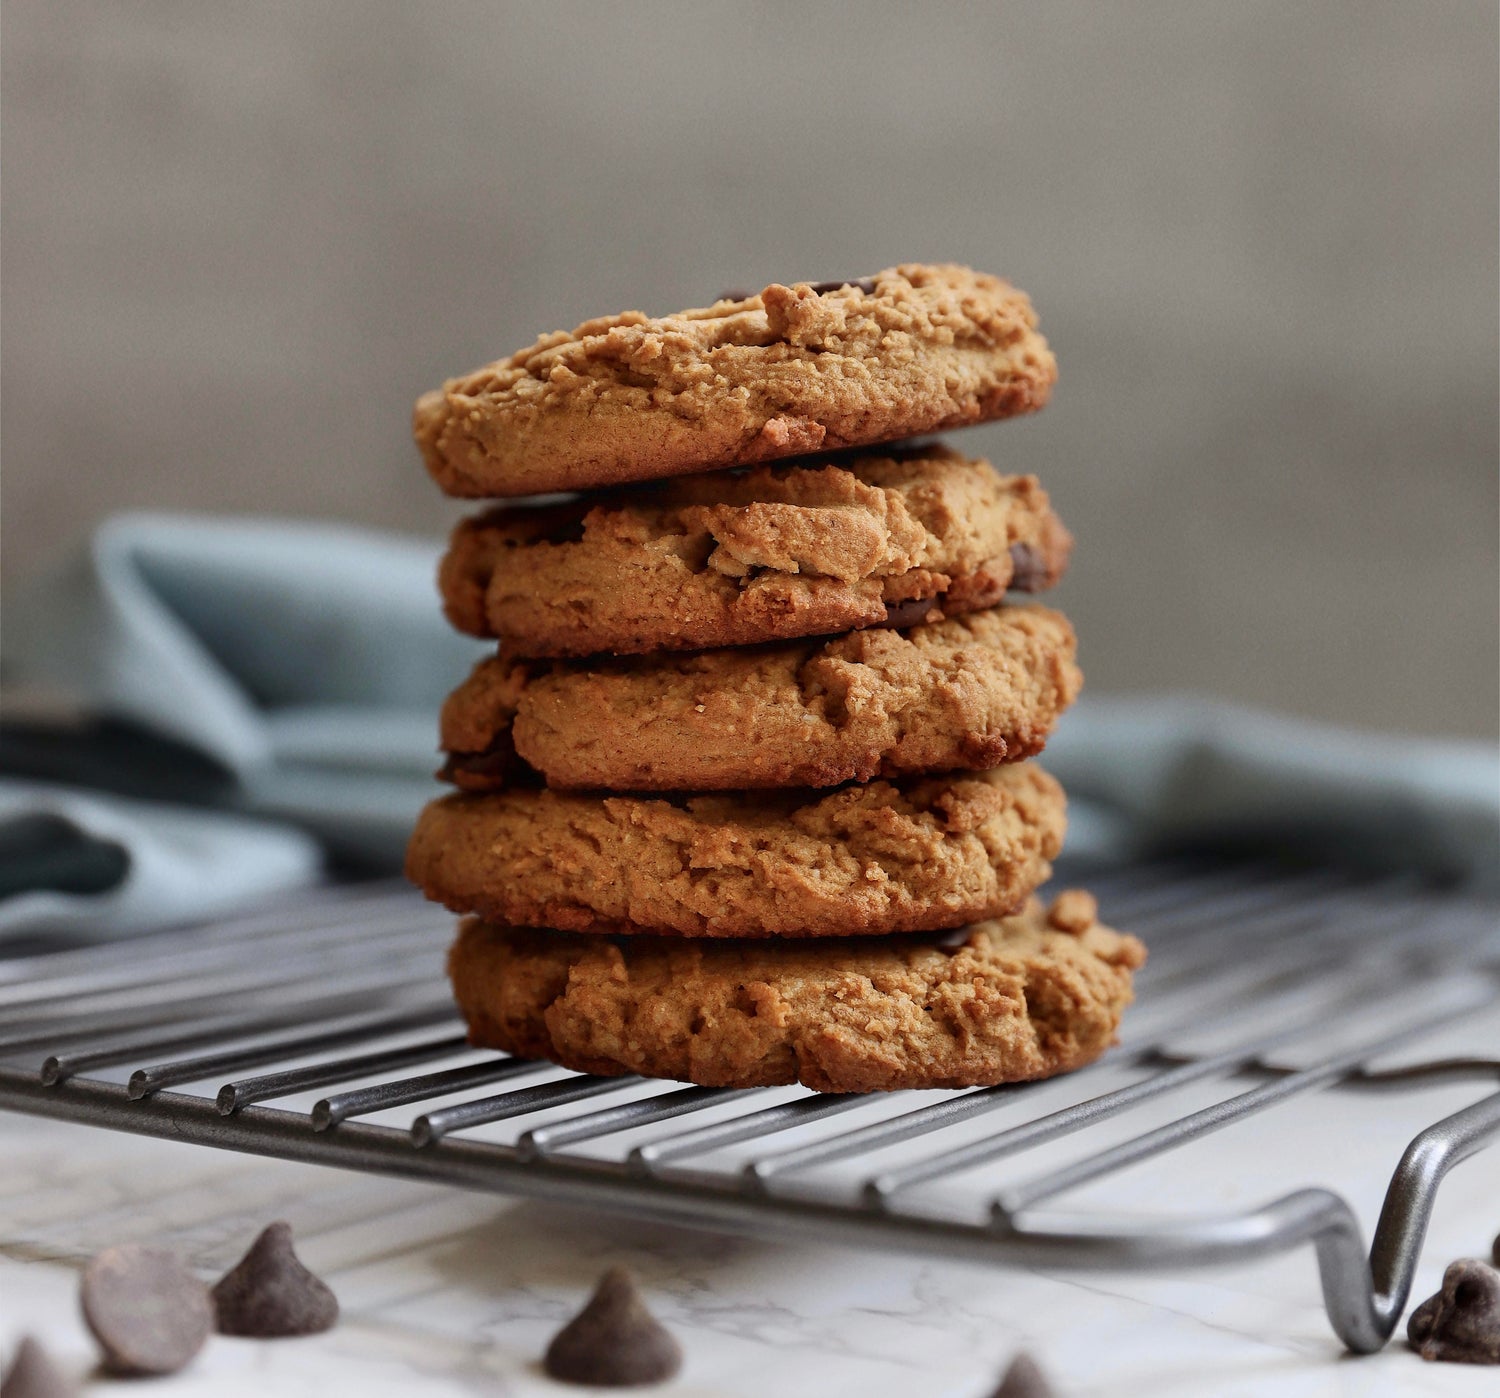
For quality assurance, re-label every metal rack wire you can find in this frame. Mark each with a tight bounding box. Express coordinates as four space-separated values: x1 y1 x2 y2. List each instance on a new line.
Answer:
2 860 1496 1354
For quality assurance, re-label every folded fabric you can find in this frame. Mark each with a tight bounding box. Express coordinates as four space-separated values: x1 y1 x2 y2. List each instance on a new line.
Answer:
3 513 1496 943
0 779 321 941
4 512 486 866
1044 697 1500 890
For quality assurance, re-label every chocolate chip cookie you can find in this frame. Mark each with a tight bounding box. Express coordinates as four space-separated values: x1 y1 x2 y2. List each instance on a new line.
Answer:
407 763 1065 939
415 265 1056 497
447 891 1144 1092
442 605 1080 792
439 446 1071 656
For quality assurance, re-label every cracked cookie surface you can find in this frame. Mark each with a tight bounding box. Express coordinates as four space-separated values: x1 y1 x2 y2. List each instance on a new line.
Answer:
415 264 1056 497
439 446 1071 657
447 891 1144 1092
442 605 1080 792
407 763 1065 939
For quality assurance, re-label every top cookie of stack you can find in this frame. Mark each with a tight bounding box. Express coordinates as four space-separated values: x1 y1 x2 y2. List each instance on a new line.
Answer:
407 264 1145 1094
414 264 1055 497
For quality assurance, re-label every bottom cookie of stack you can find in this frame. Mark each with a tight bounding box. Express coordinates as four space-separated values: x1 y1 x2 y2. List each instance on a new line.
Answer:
447 892 1146 1094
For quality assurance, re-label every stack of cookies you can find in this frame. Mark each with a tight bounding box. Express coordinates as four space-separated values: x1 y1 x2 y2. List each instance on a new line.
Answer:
407 265 1145 1093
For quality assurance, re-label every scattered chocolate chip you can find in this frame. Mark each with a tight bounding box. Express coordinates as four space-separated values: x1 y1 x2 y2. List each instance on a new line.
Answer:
80 1244 212 1376
1 1337 77 1398
988 1351 1055 1397
808 278 877 295
543 1266 682 1387
212 1222 339 1338
879 596 944 631
1409 1292 1439 1340
1007 541 1051 592
1407 1258 1500 1365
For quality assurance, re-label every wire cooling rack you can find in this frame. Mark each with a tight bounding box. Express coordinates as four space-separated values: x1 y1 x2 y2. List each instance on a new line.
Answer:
1 859 1496 1354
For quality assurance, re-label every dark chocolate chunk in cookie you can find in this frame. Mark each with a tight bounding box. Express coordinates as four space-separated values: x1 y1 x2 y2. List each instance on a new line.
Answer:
1008 541 1051 591
879 596 945 630
808 277 878 295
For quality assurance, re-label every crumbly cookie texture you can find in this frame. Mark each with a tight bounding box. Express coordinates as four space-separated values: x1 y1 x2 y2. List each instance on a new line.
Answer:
406 763 1065 939
447 891 1145 1092
415 265 1057 497
439 446 1071 657
442 605 1081 792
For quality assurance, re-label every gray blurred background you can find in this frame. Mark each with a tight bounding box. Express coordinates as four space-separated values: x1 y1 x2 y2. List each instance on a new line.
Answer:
4 1 1496 737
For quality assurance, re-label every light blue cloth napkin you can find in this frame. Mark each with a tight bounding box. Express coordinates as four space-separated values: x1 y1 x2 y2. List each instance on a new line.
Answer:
1043 698 1499 888
0 778 320 940
5 513 486 868
3 512 1495 939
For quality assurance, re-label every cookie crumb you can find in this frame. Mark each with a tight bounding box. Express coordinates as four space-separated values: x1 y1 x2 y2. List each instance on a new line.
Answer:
80 1244 212 1376
543 1266 682 1387
1046 890 1097 933
1 1336 77 1398
212 1222 339 1338
1407 1258 1500 1364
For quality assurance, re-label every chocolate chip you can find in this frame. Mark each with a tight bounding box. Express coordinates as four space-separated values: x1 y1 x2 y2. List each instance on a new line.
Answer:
1007 541 1051 592
80 1244 212 1376
543 1266 682 1387
1 1337 77 1398
808 278 877 295
879 596 944 631
211 1222 339 1338
1409 1292 1439 1342
988 1351 1055 1397
1407 1258 1500 1364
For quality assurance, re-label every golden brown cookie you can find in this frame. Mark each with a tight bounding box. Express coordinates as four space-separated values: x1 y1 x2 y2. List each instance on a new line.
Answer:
441 605 1081 793
406 763 1065 939
439 446 1071 657
447 891 1145 1092
415 265 1056 497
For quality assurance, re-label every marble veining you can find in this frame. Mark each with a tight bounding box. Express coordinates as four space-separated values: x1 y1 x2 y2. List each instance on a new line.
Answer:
2 1089 1496 1396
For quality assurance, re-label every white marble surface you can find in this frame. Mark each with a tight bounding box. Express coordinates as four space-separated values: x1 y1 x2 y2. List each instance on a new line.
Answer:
2 1088 1496 1398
